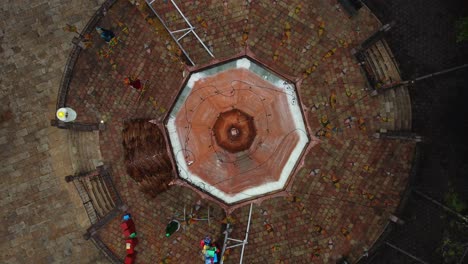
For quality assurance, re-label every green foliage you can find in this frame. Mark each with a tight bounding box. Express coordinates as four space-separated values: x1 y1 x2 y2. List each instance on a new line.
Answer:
445 186 467 214
456 16 468 43
437 185 468 263
439 226 467 264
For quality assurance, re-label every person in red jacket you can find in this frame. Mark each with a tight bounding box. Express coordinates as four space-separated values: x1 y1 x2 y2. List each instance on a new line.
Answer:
124 76 142 90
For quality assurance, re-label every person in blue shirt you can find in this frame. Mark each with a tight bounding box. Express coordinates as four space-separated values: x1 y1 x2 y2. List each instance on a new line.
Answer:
200 236 219 263
96 27 115 43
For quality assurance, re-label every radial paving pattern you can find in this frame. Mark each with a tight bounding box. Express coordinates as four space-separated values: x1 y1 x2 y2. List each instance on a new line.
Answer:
62 0 415 263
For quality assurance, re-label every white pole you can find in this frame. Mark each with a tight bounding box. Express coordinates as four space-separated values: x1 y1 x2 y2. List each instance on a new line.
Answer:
170 0 194 28
239 203 253 264
169 0 215 58
145 0 195 65
220 204 254 264
191 30 215 58
220 223 230 264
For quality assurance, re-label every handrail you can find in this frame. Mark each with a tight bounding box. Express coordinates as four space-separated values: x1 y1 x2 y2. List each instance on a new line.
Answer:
90 234 123 264
55 0 118 110
56 45 81 109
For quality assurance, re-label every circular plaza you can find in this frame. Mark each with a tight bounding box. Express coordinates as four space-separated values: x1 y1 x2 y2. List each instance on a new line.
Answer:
57 0 416 263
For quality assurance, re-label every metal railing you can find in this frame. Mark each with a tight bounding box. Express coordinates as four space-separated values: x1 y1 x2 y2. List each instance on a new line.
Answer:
72 178 100 225
56 45 81 109
55 0 118 110
358 143 468 264
90 234 124 264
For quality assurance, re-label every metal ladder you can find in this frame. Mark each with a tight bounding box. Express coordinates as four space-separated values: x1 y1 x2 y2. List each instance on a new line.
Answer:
220 203 253 264
145 0 215 66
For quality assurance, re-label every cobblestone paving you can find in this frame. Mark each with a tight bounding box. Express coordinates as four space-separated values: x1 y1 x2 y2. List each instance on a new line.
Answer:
0 0 108 263
58 0 415 263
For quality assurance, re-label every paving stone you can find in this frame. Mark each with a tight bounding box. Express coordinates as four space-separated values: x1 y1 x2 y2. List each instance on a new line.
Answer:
1 0 108 263
1 0 421 263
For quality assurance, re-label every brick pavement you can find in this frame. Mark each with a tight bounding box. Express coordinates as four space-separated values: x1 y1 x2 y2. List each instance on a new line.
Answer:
57 0 415 263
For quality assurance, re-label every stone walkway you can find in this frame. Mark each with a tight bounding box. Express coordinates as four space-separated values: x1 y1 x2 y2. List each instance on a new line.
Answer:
0 0 108 263
2 0 416 263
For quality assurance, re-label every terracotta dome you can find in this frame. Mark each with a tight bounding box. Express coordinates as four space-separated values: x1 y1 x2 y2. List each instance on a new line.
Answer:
212 109 256 153
166 57 310 204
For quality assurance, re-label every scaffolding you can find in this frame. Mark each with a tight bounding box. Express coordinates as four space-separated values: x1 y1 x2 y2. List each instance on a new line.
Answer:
145 0 215 66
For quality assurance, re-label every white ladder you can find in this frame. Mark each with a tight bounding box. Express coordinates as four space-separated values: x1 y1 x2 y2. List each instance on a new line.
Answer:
145 0 215 66
220 203 253 264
